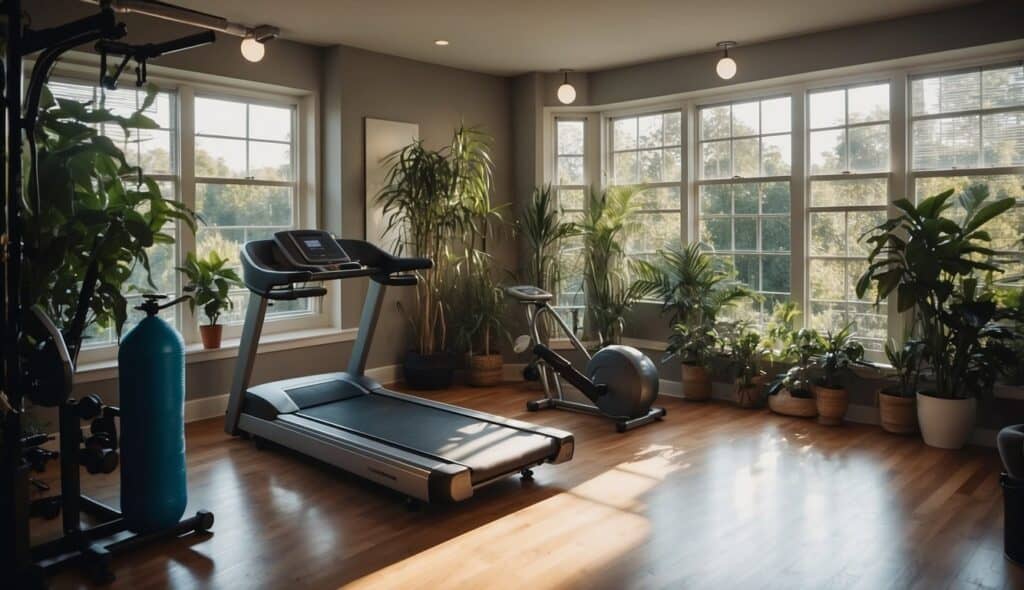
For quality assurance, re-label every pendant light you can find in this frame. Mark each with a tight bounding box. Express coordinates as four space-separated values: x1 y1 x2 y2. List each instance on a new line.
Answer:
716 41 737 80
557 70 577 105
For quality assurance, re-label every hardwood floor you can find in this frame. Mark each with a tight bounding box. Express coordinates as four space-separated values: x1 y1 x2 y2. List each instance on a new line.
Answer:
32 383 1023 590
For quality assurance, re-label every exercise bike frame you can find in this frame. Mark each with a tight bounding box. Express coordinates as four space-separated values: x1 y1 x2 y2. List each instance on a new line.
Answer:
519 300 666 433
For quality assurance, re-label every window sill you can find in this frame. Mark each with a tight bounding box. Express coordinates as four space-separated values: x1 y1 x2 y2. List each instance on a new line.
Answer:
73 326 357 384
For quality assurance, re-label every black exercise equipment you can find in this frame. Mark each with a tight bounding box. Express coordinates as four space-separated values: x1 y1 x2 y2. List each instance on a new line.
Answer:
0 1 217 586
506 285 666 432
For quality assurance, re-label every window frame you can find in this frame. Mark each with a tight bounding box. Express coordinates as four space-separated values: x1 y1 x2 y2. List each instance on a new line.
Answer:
605 108 685 264
805 80 894 353
552 116 589 315
44 63 330 366
694 94 795 325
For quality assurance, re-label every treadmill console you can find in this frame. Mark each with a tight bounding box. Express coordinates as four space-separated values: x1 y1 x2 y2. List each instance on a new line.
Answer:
274 230 362 270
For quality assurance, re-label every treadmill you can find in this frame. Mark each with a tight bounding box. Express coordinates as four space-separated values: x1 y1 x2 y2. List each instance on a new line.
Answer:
224 230 574 503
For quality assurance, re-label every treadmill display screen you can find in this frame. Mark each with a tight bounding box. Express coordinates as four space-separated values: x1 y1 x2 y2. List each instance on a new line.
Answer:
304 239 324 250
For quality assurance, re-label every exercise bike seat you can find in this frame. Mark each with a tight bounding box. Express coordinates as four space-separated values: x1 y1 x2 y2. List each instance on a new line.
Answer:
506 285 553 303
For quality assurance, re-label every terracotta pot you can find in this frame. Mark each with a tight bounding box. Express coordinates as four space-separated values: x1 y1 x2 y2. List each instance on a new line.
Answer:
878 388 918 434
768 388 817 418
468 353 503 387
814 384 848 426
681 364 712 401
736 374 768 409
917 392 976 449
199 324 223 349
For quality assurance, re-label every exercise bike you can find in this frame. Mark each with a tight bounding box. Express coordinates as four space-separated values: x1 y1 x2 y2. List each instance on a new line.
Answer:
507 286 666 432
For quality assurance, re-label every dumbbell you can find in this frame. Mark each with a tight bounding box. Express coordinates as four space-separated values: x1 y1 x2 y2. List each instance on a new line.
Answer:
80 445 119 475
74 394 104 420
25 447 58 472
79 432 118 475
90 407 119 449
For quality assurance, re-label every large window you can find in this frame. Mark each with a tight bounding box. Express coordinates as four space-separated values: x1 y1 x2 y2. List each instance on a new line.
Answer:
608 111 683 260
49 76 315 358
193 96 306 322
546 54 1024 355
806 83 891 351
697 96 792 323
910 63 1024 281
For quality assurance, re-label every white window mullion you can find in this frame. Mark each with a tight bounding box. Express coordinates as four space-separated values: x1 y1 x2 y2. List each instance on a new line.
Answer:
178 85 200 347
791 86 807 326
889 72 910 343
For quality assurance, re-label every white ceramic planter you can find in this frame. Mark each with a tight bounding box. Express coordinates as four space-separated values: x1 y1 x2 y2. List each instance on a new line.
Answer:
916 393 976 450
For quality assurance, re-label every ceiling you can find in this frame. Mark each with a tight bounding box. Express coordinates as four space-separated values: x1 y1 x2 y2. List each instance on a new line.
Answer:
175 0 977 75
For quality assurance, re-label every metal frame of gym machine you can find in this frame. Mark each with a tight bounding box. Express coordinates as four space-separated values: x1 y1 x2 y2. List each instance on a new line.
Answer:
520 297 666 433
0 1 275 585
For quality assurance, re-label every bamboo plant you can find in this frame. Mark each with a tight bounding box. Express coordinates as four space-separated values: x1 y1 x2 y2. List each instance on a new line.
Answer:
377 125 494 357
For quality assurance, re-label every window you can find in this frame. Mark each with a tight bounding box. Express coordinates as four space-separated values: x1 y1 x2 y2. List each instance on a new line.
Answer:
48 80 180 347
608 111 683 261
697 97 792 323
807 83 891 351
193 96 307 322
910 63 1024 282
49 75 317 360
553 118 586 313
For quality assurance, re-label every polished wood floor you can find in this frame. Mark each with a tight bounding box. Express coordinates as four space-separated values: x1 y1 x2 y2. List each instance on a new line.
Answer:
31 382 1022 590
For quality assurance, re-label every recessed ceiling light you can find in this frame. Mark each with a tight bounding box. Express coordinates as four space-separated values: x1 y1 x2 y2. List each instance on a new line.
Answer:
434 39 450 46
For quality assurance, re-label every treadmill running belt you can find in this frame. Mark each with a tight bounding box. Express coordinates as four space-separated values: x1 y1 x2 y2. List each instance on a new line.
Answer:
298 395 557 484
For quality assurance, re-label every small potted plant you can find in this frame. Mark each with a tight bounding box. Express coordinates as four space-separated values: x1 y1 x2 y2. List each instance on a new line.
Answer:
876 338 923 434
812 323 865 426
728 326 769 408
767 328 822 418
664 323 720 401
177 251 243 349
635 243 752 401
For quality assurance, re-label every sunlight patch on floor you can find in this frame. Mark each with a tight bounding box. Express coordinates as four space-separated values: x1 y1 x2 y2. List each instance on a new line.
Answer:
342 447 690 589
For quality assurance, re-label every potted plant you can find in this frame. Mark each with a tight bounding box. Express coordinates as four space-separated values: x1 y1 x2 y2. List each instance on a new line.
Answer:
857 184 1017 448
378 126 494 389
635 243 752 400
728 326 770 408
577 186 648 348
876 338 923 434
812 323 865 425
177 251 243 349
665 323 720 401
767 329 822 417
451 250 509 387
21 84 196 361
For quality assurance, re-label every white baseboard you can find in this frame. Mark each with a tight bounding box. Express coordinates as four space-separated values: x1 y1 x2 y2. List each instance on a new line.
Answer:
182 363 402 424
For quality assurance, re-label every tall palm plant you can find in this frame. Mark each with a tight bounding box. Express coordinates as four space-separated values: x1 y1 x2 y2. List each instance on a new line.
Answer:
633 242 752 327
519 184 577 292
378 125 494 357
578 186 646 347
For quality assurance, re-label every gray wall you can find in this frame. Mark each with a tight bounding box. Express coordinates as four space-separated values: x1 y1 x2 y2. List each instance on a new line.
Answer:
541 0 1024 107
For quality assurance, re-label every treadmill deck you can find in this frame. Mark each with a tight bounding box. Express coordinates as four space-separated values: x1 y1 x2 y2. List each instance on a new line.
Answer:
298 394 558 484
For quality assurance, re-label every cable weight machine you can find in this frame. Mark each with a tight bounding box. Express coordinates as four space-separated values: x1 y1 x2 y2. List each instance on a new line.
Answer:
0 1 224 586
